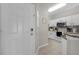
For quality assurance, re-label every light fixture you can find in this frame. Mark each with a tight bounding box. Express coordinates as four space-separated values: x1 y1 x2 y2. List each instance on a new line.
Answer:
48 3 67 13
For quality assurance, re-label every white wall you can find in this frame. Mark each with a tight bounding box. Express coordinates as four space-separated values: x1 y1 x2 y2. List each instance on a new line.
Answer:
37 4 48 47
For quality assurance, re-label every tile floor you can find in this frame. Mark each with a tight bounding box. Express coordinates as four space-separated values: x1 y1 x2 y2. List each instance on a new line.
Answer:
38 39 62 55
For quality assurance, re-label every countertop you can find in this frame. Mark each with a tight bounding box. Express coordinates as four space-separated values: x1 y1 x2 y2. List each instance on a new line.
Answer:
65 32 79 38
48 31 79 40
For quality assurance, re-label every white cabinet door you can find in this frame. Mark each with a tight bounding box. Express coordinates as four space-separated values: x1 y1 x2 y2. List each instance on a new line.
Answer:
0 4 35 55
67 35 79 55
61 38 67 55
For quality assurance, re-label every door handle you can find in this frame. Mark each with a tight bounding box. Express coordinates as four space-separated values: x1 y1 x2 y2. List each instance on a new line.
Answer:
30 28 33 32
30 28 34 36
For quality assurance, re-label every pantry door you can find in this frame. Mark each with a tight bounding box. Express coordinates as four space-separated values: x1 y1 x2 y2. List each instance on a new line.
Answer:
1 3 36 55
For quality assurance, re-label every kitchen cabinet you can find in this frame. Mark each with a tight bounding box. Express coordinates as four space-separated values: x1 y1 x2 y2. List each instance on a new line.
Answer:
61 37 67 55
66 35 79 55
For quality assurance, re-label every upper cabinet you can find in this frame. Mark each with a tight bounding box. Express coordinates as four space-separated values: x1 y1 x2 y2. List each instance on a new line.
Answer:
49 14 79 27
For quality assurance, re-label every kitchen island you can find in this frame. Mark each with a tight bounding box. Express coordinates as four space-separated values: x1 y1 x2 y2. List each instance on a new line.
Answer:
63 33 79 55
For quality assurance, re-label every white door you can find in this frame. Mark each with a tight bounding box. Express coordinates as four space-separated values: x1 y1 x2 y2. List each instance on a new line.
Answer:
0 3 36 55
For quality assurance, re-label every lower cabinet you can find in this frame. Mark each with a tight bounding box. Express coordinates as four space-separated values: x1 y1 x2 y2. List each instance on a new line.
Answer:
66 35 79 55
61 38 67 55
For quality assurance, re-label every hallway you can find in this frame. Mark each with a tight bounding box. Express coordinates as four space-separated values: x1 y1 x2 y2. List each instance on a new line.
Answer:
0 3 79 55
38 39 62 55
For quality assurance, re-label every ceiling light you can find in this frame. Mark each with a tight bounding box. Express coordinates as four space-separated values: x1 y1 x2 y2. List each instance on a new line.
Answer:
48 3 67 13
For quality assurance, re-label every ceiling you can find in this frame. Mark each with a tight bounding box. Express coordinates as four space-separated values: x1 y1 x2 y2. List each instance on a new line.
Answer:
37 3 79 20
37 3 56 10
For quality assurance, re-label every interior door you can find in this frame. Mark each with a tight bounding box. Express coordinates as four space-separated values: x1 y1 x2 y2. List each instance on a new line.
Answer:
0 3 35 55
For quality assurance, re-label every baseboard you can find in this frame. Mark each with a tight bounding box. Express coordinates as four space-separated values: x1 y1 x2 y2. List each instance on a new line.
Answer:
36 43 48 55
